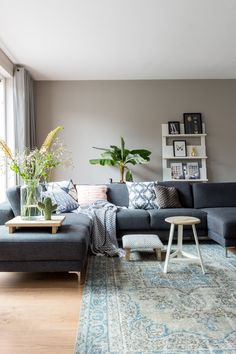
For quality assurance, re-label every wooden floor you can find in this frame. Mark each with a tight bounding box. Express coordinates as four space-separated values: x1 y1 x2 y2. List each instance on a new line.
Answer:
0 272 83 354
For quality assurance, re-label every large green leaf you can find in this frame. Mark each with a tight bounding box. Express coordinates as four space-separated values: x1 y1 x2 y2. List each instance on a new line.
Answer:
125 153 149 165
125 169 133 181
130 149 151 159
89 159 116 166
121 137 125 161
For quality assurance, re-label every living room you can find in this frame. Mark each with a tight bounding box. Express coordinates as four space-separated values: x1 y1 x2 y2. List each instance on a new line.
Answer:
0 1 236 353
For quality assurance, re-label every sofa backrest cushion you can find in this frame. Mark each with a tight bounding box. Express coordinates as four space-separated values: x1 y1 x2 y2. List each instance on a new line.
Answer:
106 181 193 208
193 182 236 208
107 183 129 207
158 181 193 208
6 186 21 216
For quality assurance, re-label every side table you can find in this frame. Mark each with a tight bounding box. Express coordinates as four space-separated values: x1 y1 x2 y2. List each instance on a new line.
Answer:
163 216 205 274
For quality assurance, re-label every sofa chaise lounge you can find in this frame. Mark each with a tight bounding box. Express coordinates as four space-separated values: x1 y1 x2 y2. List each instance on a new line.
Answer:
0 181 235 281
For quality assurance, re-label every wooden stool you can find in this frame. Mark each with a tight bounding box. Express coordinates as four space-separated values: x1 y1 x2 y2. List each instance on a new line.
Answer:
163 216 205 274
122 234 164 261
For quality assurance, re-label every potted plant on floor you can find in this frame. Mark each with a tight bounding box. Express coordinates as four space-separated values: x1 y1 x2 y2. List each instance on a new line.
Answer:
89 137 151 183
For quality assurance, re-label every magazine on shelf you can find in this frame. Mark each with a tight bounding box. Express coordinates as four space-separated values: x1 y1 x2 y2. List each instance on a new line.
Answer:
171 163 184 179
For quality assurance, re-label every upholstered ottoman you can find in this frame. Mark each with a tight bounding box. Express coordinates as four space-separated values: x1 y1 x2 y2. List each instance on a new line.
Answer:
0 213 91 284
122 234 164 261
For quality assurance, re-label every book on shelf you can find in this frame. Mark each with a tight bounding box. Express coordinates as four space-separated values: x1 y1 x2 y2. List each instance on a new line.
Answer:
171 162 200 180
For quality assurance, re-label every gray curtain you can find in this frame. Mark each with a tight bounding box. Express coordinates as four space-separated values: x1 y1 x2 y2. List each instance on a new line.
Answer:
13 67 36 153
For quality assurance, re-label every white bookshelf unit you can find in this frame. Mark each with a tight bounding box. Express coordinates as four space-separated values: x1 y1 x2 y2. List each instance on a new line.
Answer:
162 123 208 182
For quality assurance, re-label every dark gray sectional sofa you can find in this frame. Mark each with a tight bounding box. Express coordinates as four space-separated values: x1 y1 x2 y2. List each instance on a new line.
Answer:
0 181 235 281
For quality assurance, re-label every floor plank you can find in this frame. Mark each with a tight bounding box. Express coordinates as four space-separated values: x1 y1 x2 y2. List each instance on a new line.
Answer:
0 272 83 354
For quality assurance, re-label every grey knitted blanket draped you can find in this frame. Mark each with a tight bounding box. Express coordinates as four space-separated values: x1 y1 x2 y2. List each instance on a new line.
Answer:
77 201 123 256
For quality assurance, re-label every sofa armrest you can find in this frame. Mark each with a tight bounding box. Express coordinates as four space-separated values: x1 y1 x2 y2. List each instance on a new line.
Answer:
0 202 14 225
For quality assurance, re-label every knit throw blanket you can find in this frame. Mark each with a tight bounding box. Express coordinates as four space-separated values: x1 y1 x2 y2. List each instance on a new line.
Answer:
77 201 124 257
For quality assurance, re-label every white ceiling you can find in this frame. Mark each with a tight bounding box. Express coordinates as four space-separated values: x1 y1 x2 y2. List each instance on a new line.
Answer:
0 0 236 80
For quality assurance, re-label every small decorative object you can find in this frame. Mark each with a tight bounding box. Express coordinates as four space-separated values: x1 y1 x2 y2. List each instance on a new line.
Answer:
89 137 151 183
191 147 197 157
0 126 71 220
173 140 187 157
38 197 57 220
185 162 200 179
171 163 184 179
183 113 202 134
168 121 180 135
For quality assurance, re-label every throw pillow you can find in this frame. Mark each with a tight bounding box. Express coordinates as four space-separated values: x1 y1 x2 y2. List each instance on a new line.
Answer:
154 185 182 209
46 180 78 201
45 180 79 213
76 185 107 207
126 181 158 210
43 189 79 213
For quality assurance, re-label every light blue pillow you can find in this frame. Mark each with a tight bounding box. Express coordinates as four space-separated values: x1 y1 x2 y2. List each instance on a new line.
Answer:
44 180 78 213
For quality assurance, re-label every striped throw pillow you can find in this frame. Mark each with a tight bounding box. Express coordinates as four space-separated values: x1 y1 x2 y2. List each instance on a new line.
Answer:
76 185 107 207
154 185 182 209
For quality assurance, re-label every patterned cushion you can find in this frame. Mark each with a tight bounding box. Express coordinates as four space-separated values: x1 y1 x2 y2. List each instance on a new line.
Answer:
154 185 182 209
45 180 78 213
46 180 78 201
126 181 158 210
43 190 78 213
122 234 163 249
76 185 108 207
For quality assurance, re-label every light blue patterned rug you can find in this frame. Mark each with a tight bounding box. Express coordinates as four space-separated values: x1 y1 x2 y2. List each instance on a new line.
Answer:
75 244 236 354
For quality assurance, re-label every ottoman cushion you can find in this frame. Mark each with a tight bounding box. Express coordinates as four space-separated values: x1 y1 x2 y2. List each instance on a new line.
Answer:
122 234 163 249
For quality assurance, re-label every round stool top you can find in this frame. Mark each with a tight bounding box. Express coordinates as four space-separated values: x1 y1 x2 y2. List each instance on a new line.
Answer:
165 216 200 225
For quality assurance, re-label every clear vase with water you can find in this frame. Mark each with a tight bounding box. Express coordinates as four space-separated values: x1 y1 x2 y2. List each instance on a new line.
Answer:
20 180 42 220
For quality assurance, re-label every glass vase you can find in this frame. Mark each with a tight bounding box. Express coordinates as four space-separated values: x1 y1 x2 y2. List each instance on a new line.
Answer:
20 180 43 220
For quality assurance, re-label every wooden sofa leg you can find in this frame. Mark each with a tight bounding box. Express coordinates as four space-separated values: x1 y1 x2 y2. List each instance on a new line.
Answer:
125 248 131 261
225 247 235 258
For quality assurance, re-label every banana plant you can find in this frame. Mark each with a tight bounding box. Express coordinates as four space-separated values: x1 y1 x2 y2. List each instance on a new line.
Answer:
89 137 151 183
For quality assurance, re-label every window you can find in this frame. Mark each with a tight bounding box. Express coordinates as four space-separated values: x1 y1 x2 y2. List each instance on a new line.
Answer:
0 78 6 201
0 77 14 202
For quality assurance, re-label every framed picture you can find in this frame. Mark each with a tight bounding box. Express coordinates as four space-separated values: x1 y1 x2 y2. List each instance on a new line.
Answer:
168 121 180 135
185 162 200 180
171 163 184 179
173 140 187 157
183 113 202 134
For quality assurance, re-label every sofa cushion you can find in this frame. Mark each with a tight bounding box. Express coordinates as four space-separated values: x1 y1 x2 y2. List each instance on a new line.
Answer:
116 209 150 230
193 183 236 208
158 181 193 208
203 207 236 240
0 213 91 262
107 183 129 207
0 202 14 224
6 186 21 216
148 208 207 230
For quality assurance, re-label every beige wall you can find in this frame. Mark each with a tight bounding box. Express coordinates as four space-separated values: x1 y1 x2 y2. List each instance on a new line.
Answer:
35 80 236 184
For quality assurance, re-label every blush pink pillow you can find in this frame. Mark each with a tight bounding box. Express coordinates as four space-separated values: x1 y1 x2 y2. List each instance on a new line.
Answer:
76 185 107 207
